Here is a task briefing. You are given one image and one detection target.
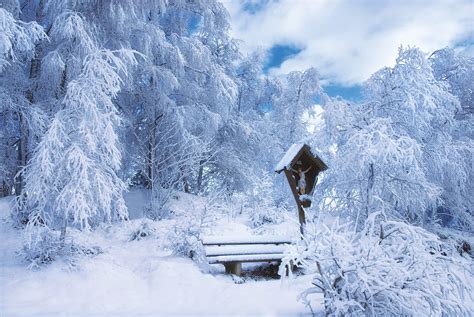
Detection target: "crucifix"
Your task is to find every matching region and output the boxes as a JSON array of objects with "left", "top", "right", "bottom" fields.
[{"left": 275, "top": 144, "right": 328, "bottom": 235}]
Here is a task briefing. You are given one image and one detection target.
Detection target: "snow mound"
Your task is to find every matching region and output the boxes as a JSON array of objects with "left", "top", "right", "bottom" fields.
[{"left": 0, "top": 195, "right": 320, "bottom": 316}]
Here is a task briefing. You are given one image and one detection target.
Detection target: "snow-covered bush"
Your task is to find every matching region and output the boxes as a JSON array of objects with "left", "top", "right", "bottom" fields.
[
  {"left": 21, "top": 224, "right": 102, "bottom": 270},
  {"left": 129, "top": 221, "right": 157, "bottom": 241},
  {"left": 247, "top": 172, "right": 284, "bottom": 228},
  {"left": 225, "top": 192, "right": 246, "bottom": 217},
  {"left": 249, "top": 206, "right": 284, "bottom": 228},
  {"left": 168, "top": 220, "right": 204, "bottom": 261},
  {"left": 168, "top": 194, "right": 220, "bottom": 262},
  {"left": 21, "top": 226, "right": 62, "bottom": 268},
  {"left": 281, "top": 212, "right": 472, "bottom": 316},
  {"left": 431, "top": 226, "right": 474, "bottom": 258},
  {"left": 145, "top": 186, "right": 173, "bottom": 220}
]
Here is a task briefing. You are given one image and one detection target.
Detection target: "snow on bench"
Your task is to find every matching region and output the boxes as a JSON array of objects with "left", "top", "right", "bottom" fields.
[
  {"left": 205, "top": 244, "right": 288, "bottom": 257},
  {"left": 202, "top": 235, "right": 293, "bottom": 245},
  {"left": 203, "top": 235, "right": 294, "bottom": 276}
]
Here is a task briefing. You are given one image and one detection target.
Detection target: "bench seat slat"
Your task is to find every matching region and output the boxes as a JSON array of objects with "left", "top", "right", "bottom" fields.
[
  {"left": 202, "top": 235, "right": 294, "bottom": 245},
  {"left": 205, "top": 244, "right": 289, "bottom": 256},
  {"left": 207, "top": 253, "right": 286, "bottom": 264}
]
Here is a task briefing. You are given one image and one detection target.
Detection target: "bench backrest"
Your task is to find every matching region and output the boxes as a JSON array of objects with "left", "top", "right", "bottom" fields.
[{"left": 202, "top": 235, "right": 294, "bottom": 264}]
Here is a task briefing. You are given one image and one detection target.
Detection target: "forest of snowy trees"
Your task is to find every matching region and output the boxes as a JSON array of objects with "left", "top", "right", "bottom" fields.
[
  {"left": 0, "top": 0, "right": 473, "bottom": 316},
  {"left": 1, "top": 0, "right": 323, "bottom": 230}
]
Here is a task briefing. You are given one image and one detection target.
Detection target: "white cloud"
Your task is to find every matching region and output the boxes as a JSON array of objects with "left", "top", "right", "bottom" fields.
[{"left": 222, "top": 0, "right": 473, "bottom": 85}]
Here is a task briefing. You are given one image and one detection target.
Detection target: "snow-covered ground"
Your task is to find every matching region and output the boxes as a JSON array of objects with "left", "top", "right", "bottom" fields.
[{"left": 0, "top": 194, "right": 322, "bottom": 316}]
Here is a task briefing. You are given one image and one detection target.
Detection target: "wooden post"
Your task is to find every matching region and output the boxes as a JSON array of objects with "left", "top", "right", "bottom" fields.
[
  {"left": 224, "top": 262, "right": 242, "bottom": 276},
  {"left": 284, "top": 168, "right": 306, "bottom": 236}
]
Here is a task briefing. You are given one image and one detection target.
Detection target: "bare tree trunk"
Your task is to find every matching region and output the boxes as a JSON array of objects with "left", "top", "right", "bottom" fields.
[
  {"left": 365, "top": 163, "right": 374, "bottom": 221},
  {"left": 183, "top": 176, "right": 190, "bottom": 193},
  {"left": 60, "top": 216, "right": 67, "bottom": 246},
  {"left": 58, "top": 63, "right": 68, "bottom": 97},
  {"left": 237, "top": 89, "right": 243, "bottom": 112},
  {"left": 13, "top": 113, "right": 27, "bottom": 195},
  {"left": 29, "top": 0, "right": 46, "bottom": 82},
  {"left": 197, "top": 160, "right": 205, "bottom": 193},
  {"left": 146, "top": 113, "right": 163, "bottom": 190},
  {"left": 145, "top": 135, "right": 153, "bottom": 189}
]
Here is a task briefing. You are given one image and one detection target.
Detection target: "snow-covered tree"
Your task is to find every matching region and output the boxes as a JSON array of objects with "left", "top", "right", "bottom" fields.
[
  {"left": 0, "top": 6, "right": 46, "bottom": 196},
  {"left": 430, "top": 48, "right": 474, "bottom": 117},
  {"left": 273, "top": 68, "right": 322, "bottom": 148},
  {"left": 0, "top": 7, "right": 45, "bottom": 72},
  {"left": 100, "top": 0, "right": 244, "bottom": 207},
  {"left": 21, "top": 49, "right": 136, "bottom": 235},
  {"left": 323, "top": 115, "right": 441, "bottom": 226},
  {"left": 314, "top": 47, "right": 473, "bottom": 230}
]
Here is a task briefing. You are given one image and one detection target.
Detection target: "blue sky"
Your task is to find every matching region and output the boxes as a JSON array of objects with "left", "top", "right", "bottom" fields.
[
  {"left": 222, "top": 0, "right": 473, "bottom": 102},
  {"left": 263, "top": 44, "right": 363, "bottom": 101},
  {"left": 263, "top": 44, "right": 301, "bottom": 73}
]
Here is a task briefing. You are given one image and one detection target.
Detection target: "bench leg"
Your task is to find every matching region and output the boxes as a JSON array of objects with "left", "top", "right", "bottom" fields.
[{"left": 224, "top": 262, "right": 242, "bottom": 276}]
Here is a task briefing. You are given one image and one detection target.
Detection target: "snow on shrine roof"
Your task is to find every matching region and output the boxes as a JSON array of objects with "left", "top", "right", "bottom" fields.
[{"left": 274, "top": 143, "right": 305, "bottom": 172}]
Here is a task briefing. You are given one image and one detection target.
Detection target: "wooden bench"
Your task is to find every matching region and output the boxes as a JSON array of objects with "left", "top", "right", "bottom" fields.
[{"left": 202, "top": 235, "right": 293, "bottom": 276}]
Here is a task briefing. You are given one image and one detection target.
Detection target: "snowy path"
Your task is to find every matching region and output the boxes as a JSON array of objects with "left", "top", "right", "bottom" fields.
[{"left": 0, "top": 197, "right": 321, "bottom": 316}]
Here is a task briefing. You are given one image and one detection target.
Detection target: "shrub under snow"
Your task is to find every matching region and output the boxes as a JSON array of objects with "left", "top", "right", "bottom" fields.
[
  {"left": 168, "top": 220, "right": 204, "bottom": 261},
  {"left": 280, "top": 212, "right": 472, "bottom": 316},
  {"left": 21, "top": 225, "right": 102, "bottom": 270},
  {"left": 167, "top": 194, "right": 220, "bottom": 262},
  {"left": 249, "top": 205, "right": 284, "bottom": 228},
  {"left": 247, "top": 172, "right": 284, "bottom": 228},
  {"left": 129, "top": 220, "right": 157, "bottom": 241},
  {"left": 21, "top": 226, "right": 63, "bottom": 268}
]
